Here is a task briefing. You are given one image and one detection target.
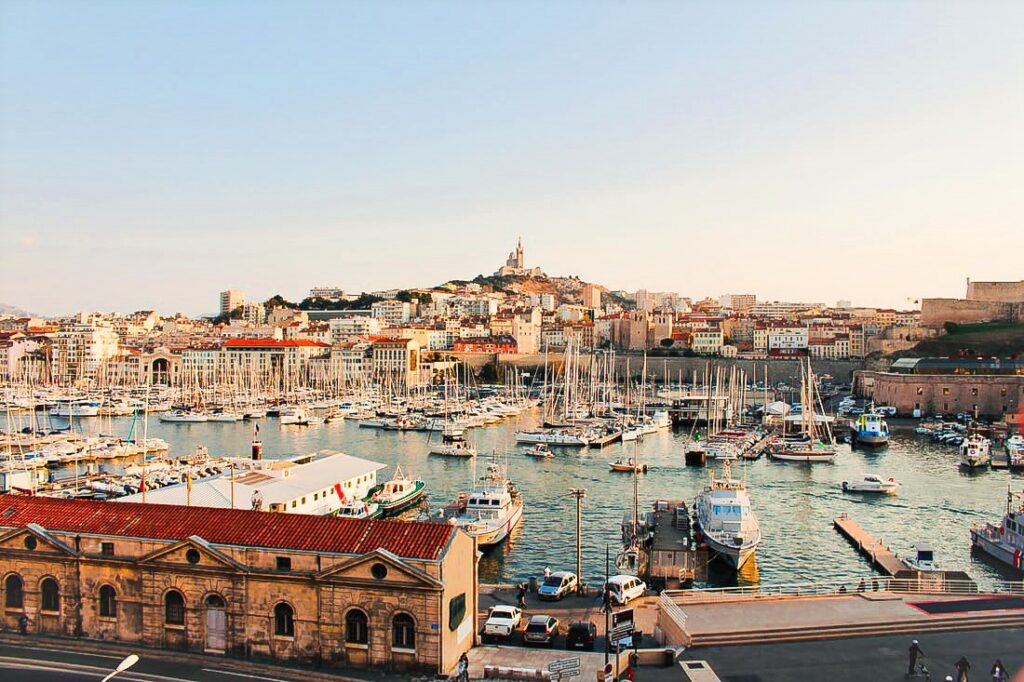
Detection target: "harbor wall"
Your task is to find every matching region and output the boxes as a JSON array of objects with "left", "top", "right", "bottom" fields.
[
  {"left": 920, "top": 298, "right": 1024, "bottom": 329},
  {"left": 446, "top": 353, "right": 862, "bottom": 386}
]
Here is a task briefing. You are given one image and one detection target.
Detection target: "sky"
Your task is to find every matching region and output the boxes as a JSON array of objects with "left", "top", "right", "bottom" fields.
[{"left": 1, "top": 0, "right": 1022, "bottom": 317}]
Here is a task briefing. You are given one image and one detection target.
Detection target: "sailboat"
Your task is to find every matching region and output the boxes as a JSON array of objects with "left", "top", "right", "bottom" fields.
[
  {"left": 769, "top": 359, "right": 837, "bottom": 463},
  {"left": 616, "top": 440, "right": 646, "bottom": 575}
]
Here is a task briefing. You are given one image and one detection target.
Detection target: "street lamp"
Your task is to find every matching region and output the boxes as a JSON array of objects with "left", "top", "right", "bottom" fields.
[{"left": 100, "top": 654, "right": 139, "bottom": 682}]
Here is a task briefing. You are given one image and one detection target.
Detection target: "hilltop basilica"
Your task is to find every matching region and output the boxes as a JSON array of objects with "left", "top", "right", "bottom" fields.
[{"left": 494, "top": 237, "right": 546, "bottom": 277}]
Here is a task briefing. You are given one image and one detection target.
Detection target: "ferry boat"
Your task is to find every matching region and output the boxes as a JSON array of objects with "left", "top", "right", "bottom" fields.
[
  {"left": 970, "top": 490, "right": 1024, "bottom": 572},
  {"left": 368, "top": 465, "right": 426, "bottom": 515},
  {"left": 693, "top": 461, "right": 761, "bottom": 569},
  {"left": 1006, "top": 436, "right": 1024, "bottom": 470},
  {"left": 850, "top": 410, "right": 890, "bottom": 445},
  {"left": 959, "top": 434, "right": 991, "bottom": 469},
  {"left": 443, "top": 457, "right": 524, "bottom": 547},
  {"left": 841, "top": 473, "right": 900, "bottom": 495}
]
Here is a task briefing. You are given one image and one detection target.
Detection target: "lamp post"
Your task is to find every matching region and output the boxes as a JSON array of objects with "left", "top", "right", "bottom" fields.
[
  {"left": 100, "top": 654, "right": 139, "bottom": 682},
  {"left": 604, "top": 544, "right": 610, "bottom": 666}
]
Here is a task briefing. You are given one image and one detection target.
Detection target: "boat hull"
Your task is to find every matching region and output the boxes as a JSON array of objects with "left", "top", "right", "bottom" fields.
[
  {"left": 703, "top": 534, "right": 758, "bottom": 569},
  {"left": 466, "top": 500, "right": 524, "bottom": 548},
  {"left": 371, "top": 481, "right": 427, "bottom": 516},
  {"left": 971, "top": 528, "right": 1024, "bottom": 572}
]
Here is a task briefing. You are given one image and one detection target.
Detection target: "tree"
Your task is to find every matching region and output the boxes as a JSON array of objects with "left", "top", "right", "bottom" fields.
[
  {"left": 265, "top": 294, "right": 298, "bottom": 310},
  {"left": 943, "top": 321, "right": 960, "bottom": 335},
  {"left": 660, "top": 338, "right": 674, "bottom": 348}
]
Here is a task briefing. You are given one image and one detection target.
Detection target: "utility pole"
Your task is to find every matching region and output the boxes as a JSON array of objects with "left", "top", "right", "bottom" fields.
[
  {"left": 604, "top": 544, "right": 611, "bottom": 666},
  {"left": 570, "top": 488, "right": 586, "bottom": 593}
]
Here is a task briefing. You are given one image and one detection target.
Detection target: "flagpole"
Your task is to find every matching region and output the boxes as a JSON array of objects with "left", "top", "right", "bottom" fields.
[{"left": 230, "top": 461, "right": 235, "bottom": 509}]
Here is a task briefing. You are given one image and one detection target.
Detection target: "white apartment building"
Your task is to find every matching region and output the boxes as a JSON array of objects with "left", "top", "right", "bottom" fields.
[
  {"left": 449, "top": 296, "right": 499, "bottom": 318},
  {"left": 371, "top": 300, "right": 412, "bottom": 326},
  {"left": 371, "top": 338, "right": 422, "bottom": 387},
  {"left": 768, "top": 327, "right": 809, "bottom": 352},
  {"left": 220, "top": 289, "right": 245, "bottom": 315},
  {"left": 50, "top": 323, "right": 121, "bottom": 382},
  {"left": 692, "top": 330, "right": 724, "bottom": 355},
  {"left": 309, "top": 286, "right": 346, "bottom": 300},
  {"left": 329, "top": 315, "right": 381, "bottom": 343}
]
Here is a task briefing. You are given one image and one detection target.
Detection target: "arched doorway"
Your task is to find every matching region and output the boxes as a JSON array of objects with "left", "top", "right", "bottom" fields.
[
  {"left": 151, "top": 358, "right": 171, "bottom": 385},
  {"left": 204, "top": 594, "right": 226, "bottom": 652}
]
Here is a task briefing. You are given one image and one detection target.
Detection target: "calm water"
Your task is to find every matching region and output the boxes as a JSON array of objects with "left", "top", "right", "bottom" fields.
[{"left": 45, "top": 411, "right": 1023, "bottom": 589}]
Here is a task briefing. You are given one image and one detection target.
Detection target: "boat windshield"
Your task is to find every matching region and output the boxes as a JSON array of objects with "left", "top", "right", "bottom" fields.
[{"left": 711, "top": 503, "right": 747, "bottom": 518}]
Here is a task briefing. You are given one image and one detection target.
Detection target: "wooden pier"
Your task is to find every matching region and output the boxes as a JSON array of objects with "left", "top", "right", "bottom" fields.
[
  {"left": 833, "top": 514, "right": 906, "bottom": 576},
  {"left": 588, "top": 430, "right": 623, "bottom": 448}
]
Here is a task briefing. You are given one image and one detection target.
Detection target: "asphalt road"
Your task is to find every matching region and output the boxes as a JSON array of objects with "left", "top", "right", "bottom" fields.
[{"left": 685, "top": 628, "right": 1024, "bottom": 682}]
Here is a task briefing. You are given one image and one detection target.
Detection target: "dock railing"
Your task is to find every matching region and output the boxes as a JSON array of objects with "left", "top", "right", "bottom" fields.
[{"left": 663, "top": 576, "right": 1024, "bottom": 605}]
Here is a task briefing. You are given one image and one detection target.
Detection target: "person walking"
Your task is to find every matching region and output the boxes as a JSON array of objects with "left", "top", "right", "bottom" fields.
[
  {"left": 955, "top": 656, "right": 971, "bottom": 682},
  {"left": 456, "top": 652, "right": 469, "bottom": 682},
  {"left": 990, "top": 659, "right": 1008, "bottom": 682},
  {"left": 17, "top": 612, "right": 29, "bottom": 635},
  {"left": 516, "top": 583, "right": 527, "bottom": 610},
  {"left": 908, "top": 640, "right": 924, "bottom": 676}
]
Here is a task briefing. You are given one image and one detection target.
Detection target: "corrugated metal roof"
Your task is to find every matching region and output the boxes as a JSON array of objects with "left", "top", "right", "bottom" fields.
[{"left": 0, "top": 496, "right": 456, "bottom": 561}]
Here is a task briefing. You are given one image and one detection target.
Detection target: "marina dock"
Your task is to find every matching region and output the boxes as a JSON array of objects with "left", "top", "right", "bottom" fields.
[
  {"left": 833, "top": 514, "right": 906, "bottom": 576},
  {"left": 588, "top": 430, "right": 622, "bottom": 448}
]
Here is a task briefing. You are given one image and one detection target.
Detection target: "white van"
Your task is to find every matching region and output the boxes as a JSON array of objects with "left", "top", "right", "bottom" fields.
[{"left": 605, "top": 574, "right": 646, "bottom": 605}]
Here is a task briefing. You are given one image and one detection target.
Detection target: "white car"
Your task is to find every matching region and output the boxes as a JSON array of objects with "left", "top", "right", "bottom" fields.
[
  {"left": 605, "top": 574, "right": 647, "bottom": 605},
  {"left": 483, "top": 605, "right": 523, "bottom": 640},
  {"left": 538, "top": 571, "right": 578, "bottom": 601}
]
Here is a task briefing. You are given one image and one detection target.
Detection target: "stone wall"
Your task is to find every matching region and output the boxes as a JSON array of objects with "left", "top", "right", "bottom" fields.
[
  {"left": 966, "top": 280, "right": 1024, "bottom": 303},
  {"left": 854, "top": 370, "right": 1024, "bottom": 418},
  {"left": 919, "top": 298, "right": 1023, "bottom": 329}
]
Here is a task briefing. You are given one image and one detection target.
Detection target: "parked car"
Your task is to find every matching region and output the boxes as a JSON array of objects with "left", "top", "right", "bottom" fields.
[
  {"left": 565, "top": 621, "right": 597, "bottom": 650},
  {"left": 538, "top": 571, "right": 578, "bottom": 601},
  {"left": 605, "top": 574, "right": 647, "bottom": 605},
  {"left": 523, "top": 615, "right": 560, "bottom": 647},
  {"left": 483, "top": 605, "right": 523, "bottom": 641}
]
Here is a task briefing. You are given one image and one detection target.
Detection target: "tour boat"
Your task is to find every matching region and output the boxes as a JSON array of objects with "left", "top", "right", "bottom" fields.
[
  {"left": 1005, "top": 436, "right": 1024, "bottom": 470},
  {"left": 970, "top": 490, "right": 1024, "bottom": 572},
  {"left": 159, "top": 410, "right": 208, "bottom": 423},
  {"left": 523, "top": 443, "right": 554, "bottom": 459},
  {"left": 850, "top": 410, "right": 890, "bottom": 445},
  {"left": 959, "top": 434, "right": 991, "bottom": 469},
  {"left": 368, "top": 465, "right": 426, "bottom": 516},
  {"left": 444, "top": 457, "right": 524, "bottom": 547},
  {"left": 693, "top": 461, "right": 761, "bottom": 569},
  {"left": 841, "top": 473, "right": 900, "bottom": 495}
]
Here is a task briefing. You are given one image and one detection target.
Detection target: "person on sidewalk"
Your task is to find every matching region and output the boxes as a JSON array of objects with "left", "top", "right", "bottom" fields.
[
  {"left": 543, "top": 567, "right": 551, "bottom": 579},
  {"left": 18, "top": 612, "right": 29, "bottom": 635},
  {"left": 907, "top": 640, "right": 924, "bottom": 676},
  {"left": 516, "top": 583, "right": 527, "bottom": 610},
  {"left": 456, "top": 652, "right": 469, "bottom": 682},
  {"left": 955, "top": 656, "right": 971, "bottom": 682},
  {"left": 990, "top": 659, "right": 1008, "bottom": 681}
]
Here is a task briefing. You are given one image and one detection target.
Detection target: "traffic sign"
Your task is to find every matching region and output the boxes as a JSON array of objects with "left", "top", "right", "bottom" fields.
[
  {"left": 548, "top": 657, "right": 581, "bottom": 673},
  {"left": 611, "top": 608, "right": 634, "bottom": 629},
  {"left": 609, "top": 623, "right": 633, "bottom": 643}
]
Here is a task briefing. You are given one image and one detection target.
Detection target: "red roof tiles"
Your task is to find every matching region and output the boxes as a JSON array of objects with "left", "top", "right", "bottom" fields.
[
  {"left": 224, "top": 339, "right": 329, "bottom": 348},
  {"left": 0, "top": 496, "right": 455, "bottom": 561}
]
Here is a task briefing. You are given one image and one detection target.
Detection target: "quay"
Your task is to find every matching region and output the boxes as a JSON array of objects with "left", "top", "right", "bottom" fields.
[
  {"left": 588, "top": 429, "right": 623, "bottom": 447},
  {"left": 833, "top": 513, "right": 906, "bottom": 576},
  {"left": 992, "top": 448, "right": 1009, "bottom": 469}
]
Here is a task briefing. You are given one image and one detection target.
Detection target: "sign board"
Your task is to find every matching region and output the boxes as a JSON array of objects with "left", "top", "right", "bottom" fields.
[
  {"left": 611, "top": 608, "right": 634, "bottom": 629},
  {"left": 548, "top": 657, "right": 581, "bottom": 673},
  {"left": 609, "top": 623, "right": 633, "bottom": 643}
]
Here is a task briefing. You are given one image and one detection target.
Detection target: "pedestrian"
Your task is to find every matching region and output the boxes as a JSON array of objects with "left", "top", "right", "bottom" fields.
[
  {"left": 602, "top": 585, "right": 612, "bottom": 613},
  {"left": 543, "top": 566, "right": 551, "bottom": 579},
  {"left": 990, "top": 659, "right": 1007, "bottom": 682},
  {"left": 908, "top": 640, "right": 924, "bottom": 676},
  {"left": 956, "top": 656, "right": 970, "bottom": 682},
  {"left": 517, "top": 582, "right": 527, "bottom": 609},
  {"left": 456, "top": 652, "right": 469, "bottom": 682},
  {"left": 17, "top": 612, "right": 29, "bottom": 635}
]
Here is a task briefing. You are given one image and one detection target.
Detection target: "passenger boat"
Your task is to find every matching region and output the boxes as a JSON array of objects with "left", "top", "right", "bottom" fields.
[
  {"left": 970, "top": 490, "right": 1024, "bottom": 572},
  {"left": 959, "top": 434, "right": 991, "bottom": 469},
  {"left": 442, "top": 456, "right": 524, "bottom": 547},
  {"left": 693, "top": 461, "right": 761, "bottom": 569},
  {"left": 1005, "top": 435, "right": 1024, "bottom": 470},
  {"left": 368, "top": 465, "right": 426, "bottom": 515},
  {"left": 523, "top": 443, "right": 554, "bottom": 459},
  {"left": 841, "top": 473, "right": 900, "bottom": 494},
  {"left": 850, "top": 410, "right": 890, "bottom": 445}
]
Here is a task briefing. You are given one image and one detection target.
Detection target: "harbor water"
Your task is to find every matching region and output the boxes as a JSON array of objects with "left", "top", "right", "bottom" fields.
[{"left": 36, "top": 410, "right": 1023, "bottom": 590}]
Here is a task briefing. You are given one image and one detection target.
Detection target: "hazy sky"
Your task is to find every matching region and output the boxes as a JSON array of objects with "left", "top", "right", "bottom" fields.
[{"left": 1, "top": 1, "right": 1022, "bottom": 317}]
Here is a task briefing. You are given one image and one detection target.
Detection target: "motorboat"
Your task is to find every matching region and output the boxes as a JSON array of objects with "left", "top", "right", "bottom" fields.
[
  {"left": 1005, "top": 435, "right": 1024, "bottom": 470},
  {"left": 515, "top": 429, "right": 590, "bottom": 446},
  {"left": 429, "top": 427, "right": 477, "bottom": 458},
  {"left": 368, "top": 465, "right": 426, "bottom": 515},
  {"left": 207, "top": 410, "right": 242, "bottom": 422},
  {"left": 841, "top": 473, "right": 900, "bottom": 495},
  {"left": 959, "top": 434, "right": 991, "bottom": 469},
  {"left": 50, "top": 400, "right": 101, "bottom": 417},
  {"left": 336, "top": 499, "right": 381, "bottom": 519},
  {"left": 693, "top": 461, "right": 761, "bottom": 569},
  {"left": 442, "top": 457, "right": 524, "bottom": 547},
  {"left": 279, "top": 407, "right": 310, "bottom": 426},
  {"left": 904, "top": 545, "right": 940, "bottom": 572},
  {"left": 850, "top": 411, "right": 890, "bottom": 445},
  {"left": 523, "top": 443, "right": 554, "bottom": 459},
  {"left": 970, "top": 490, "right": 1024, "bottom": 572},
  {"left": 609, "top": 458, "right": 646, "bottom": 473},
  {"left": 159, "top": 410, "right": 208, "bottom": 423}
]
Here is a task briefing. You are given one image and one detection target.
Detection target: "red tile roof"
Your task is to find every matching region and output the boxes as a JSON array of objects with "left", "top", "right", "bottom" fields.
[
  {"left": 0, "top": 496, "right": 456, "bottom": 561},
  {"left": 224, "top": 338, "right": 329, "bottom": 348}
]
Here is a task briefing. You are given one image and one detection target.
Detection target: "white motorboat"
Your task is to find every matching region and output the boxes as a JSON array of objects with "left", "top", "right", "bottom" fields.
[
  {"left": 336, "top": 499, "right": 381, "bottom": 519},
  {"left": 50, "top": 400, "right": 100, "bottom": 417},
  {"left": 523, "top": 443, "right": 554, "bottom": 459},
  {"left": 970, "top": 490, "right": 1024, "bottom": 571},
  {"left": 904, "top": 545, "right": 941, "bottom": 572},
  {"left": 515, "top": 430, "right": 590, "bottom": 446},
  {"left": 693, "top": 461, "right": 762, "bottom": 569},
  {"left": 651, "top": 410, "right": 672, "bottom": 429},
  {"left": 159, "top": 410, "right": 208, "bottom": 423},
  {"left": 279, "top": 407, "right": 310, "bottom": 426},
  {"left": 1005, "top": 435, "right": 1024, "bottom": 470},
  {"left": 443, "top": 457, "right": 524, "bottom": 547},
  {"left": 430, "top": 427, "right": 477, "bottom": 458},
  {"left": 959, "top": 434, "right": 991, "bottom": 469},
  {"left": 841, "top": 473, "right": 900, "bottom": 494},
  {"left": 207, "top": 411, "right": 242, "bottom": 422}
]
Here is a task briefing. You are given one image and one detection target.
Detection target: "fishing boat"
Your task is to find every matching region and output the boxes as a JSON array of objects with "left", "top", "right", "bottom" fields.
[
  {"left": 442, "top": 456, "right": 524, "bottom": 548},
  {"left": 970, "top": 490, "right": 1024, "bottom": 572},
  {"left": 368, "top": 465, "right": 426, "bottom": 515},
  {"left": 959, "top": 434, "right": 991, "bottom": 469},
  {"left": 693, "top": 461, "right": 762, "bottom": 569},
  {"left": 841, "top": 473, "right": 900, "bottom": 494},
  {"left": 849, "top": 409, "right": 890, "bottom": 445},
  {"left": 523, "top": 443, "right": 554, "bottom": 459}
]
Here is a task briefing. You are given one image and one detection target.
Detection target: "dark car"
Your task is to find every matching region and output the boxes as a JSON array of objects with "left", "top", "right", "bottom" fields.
[
  {"left": 523, "top": 615, "right": 559, "bottom": 647},
  {"left": 565, "top": 621, "right": 597, "bottom": 650}
]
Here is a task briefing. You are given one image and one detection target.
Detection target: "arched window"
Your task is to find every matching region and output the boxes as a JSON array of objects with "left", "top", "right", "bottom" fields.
[
  {"left": 205, "top": 594, "right": 225, "bottom": 609},
  {"left": 345, "top": 608, "right": 368, "bottom": 644},
  {"left": 165, "top": 590, "right": 185, "bottom": 626},
  {"left": 4, "top": 574, "right": 23, "bottom": 609},
  {"left": 40, "top": 578, "right": 60, "bottom": 612},
  {"left": 392, "top": 613, "right": 415, "bottom": 649},
  {"left": 274, "top": 602, "right": 294, "bottom": 637},
  {"left": 98, "top": 585, "right": 117, "bottom": 618}
]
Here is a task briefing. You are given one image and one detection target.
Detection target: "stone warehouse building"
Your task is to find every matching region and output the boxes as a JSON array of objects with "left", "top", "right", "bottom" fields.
[
  {"left": 0, "top": 496, "right": 477, "bottom": 674},
  {"left": 854, "top": 358, "right": 1024, "bottom": 418}
]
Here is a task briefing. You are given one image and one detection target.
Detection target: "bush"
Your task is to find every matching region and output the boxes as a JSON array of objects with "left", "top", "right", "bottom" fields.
[{"left": 943, "top": 321, "right": 960, "bottom": 334}]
